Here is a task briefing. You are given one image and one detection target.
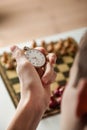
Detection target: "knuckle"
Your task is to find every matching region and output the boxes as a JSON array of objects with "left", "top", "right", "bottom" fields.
[
  {"left": 14, "top": 49, "right": 24, "bottom": 60},
  {"left": 15, "top": 49, "right": 21, "bottom": 57},
  {"left": 47, "top": 53, "right": 57, "bottom": 64},
  {"left": 22, "top": 61, "right": 29, "bottom": 68},
  {"left": 17, "top": 61, "right": 29, "bottom": 74}
]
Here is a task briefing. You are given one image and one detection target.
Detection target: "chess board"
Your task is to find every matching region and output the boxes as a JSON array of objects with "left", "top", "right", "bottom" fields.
[{"left": 0, "top": 37, "right": 78, "bottom": 118}]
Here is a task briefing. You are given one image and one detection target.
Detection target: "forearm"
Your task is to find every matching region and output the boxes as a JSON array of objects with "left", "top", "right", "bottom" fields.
[
  {"left": 7, "top": 96, "right": 44, "bottom": 130},
  {"left": 7, "top": 46, "right": 54, "bottom": 130}
]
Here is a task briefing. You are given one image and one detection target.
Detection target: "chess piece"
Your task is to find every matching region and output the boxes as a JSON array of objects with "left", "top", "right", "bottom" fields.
[
  {"left": 47, "top": 42, "right": 54, "bottom": 53},
  {"left": 41, "top": 40, "right": 46, "bottom": 49},
  {"left": 1, "top": 52, "right": 9, "bottom": 63},
  {"left": 64, "top": 40, "right": 70, "bottom": 49},
  {"left": 31, "top": 40, "right": 37, "bottom": 48},
  {"left": 5, "top": 60, "right": 15, "bottom": 70}
]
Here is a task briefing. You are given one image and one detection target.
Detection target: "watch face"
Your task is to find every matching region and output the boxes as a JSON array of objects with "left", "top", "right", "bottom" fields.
[{"left": 25, "top": 49, "right": 46, "bottom": 67}]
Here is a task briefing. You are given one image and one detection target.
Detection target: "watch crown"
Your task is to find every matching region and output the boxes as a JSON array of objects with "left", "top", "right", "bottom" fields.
[{"left": 23, "top": 46, "right": 30, "bottom": 51}]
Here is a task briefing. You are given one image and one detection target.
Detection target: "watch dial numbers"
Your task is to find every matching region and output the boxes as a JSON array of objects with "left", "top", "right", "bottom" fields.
[{"left": 25, "top": 49, "right": 46, "bottom": 67}]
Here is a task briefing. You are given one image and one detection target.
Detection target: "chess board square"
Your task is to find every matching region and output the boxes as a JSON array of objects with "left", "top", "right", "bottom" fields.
[
  {"left": 54, "top": 64, "right": 59, "bottom": 72},
  {"left": 63, "top": 56, "right": 73, "bottom": 63},
  {"left": 11, "top": 77, "right": 19, "bottom": 84},
  {"left": 63, "top": 71, "right": 69, "bottom": 77},
  {"left": 56, "top": 57, "right": 63, "bottom": 64},
  {"left": 58, "top": 80, "right": 67, "bottom": 86},
  {"left": 6, "top": 70, "right": 17, "bottom": 79},
  {"left": 13, "top": 83, "right": 20, "bottom": 93},
  {"left": 68, "top": 63, "right": 73, "bottom": 68},
  {"left": 50, "top": 82, "right": 58, "bottom": 92},
  {"left": 55, "top": 72, "right": 65, "bottom": 82},
  {"left": 57, "top": 64, "right": 69, "bottom": 72}
]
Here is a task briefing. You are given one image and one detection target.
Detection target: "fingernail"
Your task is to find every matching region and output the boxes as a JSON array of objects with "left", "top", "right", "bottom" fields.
[
  {"left": 10, "top": 45, "right": 17, "bottom": 52},
  {"left": 42, "top": 77, "right": 48, "bottom": 84}
]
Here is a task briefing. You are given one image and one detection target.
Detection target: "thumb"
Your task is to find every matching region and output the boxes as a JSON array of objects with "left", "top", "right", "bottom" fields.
[{"left": 10, "top": 45, "right": 27, "bottom": 65}]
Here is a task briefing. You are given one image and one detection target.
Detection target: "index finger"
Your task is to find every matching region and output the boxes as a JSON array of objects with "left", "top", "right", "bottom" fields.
[{"left": 35, "top": 47, "right": 48, "bottom": 55}]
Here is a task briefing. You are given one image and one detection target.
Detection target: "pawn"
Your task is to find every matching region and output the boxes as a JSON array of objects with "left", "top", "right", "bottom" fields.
[
  {"left": 64, "top": 40, "right": 70, "bottom": 49},
  {"left": 47, "top": 42, "right": 54, "bottom": 53},
  {"left": 41, "top": 40, "right": 46, "bottom": 49},
  {"left": 31, "top": 40, "right": 37, "bottom": 48},
  {"left": 56, "top": 97, "right": 61, "bottom": 105},
  {"left": 58, "top": 86, "right": 65, "bottom": 95},
  {"left": 12, "top": 58, "right": 17, "bottom": 68},
  {"left": 1, "top": 52, "right": 8, "bottom": 63},
  {"left": 49, "top": 96, "right": 59, "bottom": 109},
  {"left": 54, "top": 40, "right": 63, "bottom": 56},
  {"left": 56, "top": 40, "right": 63, "bottom": 50},
  {"left": 68, "top": 44, "right": 77, "bottom": 53},
  {"left": 60, "top": 48, "right": 66, "bottom": 55},
  {"left": 54, "top": 88, "right": 60, "bottom": 97},
  {"left": 5, "top": 60, "right": 15, "bottom": 70}
]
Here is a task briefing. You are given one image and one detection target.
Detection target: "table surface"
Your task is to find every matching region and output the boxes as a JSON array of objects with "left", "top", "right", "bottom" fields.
[
  {"left": 0, "top": 27, "right": 87, "bottom": 130},
  {"left": 0, "top": 0, "right": 87, "bottom": 47}
]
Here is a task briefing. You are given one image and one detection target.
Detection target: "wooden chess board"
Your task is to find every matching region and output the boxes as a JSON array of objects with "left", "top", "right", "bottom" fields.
[{"left": 0, "top": 37, "right": 78, "bottom": 118}]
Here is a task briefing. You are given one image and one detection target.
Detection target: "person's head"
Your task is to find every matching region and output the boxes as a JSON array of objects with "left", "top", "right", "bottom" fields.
[
  {"left": 61, "top": 32, "right": 87, "bottom": 130},
  {"left": 70, "top": 32, "right": 87, "bottom": 86}
]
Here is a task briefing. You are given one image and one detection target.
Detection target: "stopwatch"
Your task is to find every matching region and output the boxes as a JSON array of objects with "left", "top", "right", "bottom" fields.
[{"left": 24, "top": 47, "right": 46, "bottom": 68}]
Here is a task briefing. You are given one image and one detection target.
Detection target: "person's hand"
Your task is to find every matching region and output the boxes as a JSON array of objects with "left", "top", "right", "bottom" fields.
[
  {"left": 7, "top": 45, "right": 56, "bottom": 130},
  {"left": 11, "top": 46, "right": 56, "bottom": 110}
]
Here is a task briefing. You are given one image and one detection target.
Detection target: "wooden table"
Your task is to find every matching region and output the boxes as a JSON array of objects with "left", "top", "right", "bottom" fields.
[{"left": 0, "top": 0, "right": 87, "bottom": 47}]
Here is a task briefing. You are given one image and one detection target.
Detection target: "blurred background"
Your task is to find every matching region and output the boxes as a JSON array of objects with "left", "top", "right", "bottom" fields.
[{"left": 0, "top": 0, "right": 87, "bottom": 47}]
